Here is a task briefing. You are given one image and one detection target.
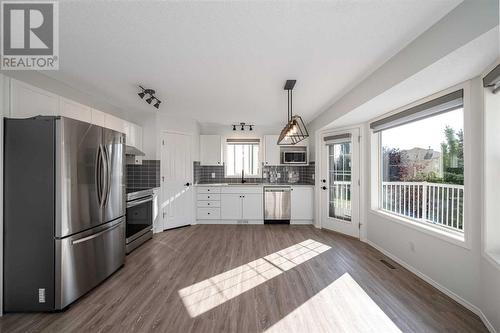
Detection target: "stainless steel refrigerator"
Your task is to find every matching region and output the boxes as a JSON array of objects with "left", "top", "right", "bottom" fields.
[{"left": 4, "top": 116, "right": 126, "bottom": 312}]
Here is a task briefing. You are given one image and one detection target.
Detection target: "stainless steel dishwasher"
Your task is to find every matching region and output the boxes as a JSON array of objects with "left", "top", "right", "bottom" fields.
[{"left": 264, "top": 186, "right": 291, "bottom": 224}]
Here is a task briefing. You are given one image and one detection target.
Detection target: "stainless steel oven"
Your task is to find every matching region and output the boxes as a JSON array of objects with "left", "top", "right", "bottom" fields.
[{"left": 126, "top": 188, "right": 154, "bottom": 253}]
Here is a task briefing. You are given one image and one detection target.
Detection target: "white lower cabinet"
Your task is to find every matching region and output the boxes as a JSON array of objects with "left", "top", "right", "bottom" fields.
[
  {"left": 291, "top": 186, "right": 314, "bottom": 223},
  {"left": 242, "top": 193, "right": 263, "bottom": 220},
  {"left": 220, "top": 194, "right": 242, "bottom": 220},
  {"left": 197, "top": 186, "right": 264, "bottom": 223}
]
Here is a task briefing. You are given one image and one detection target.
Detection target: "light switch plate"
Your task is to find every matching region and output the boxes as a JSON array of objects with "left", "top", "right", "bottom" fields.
[
  {"left": 277, "top": 172, "right": 281, "bottom": 178},
  {"left": 211, "top": 172, "right": 216, "bottom": 178}
]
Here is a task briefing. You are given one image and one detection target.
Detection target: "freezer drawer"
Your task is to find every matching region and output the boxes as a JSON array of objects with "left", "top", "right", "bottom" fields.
[{"left": 55, "top": 218, "right": 125, "bottom": 309}]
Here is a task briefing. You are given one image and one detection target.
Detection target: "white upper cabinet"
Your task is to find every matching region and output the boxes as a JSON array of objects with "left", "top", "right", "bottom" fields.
[
  {"left": 125, "top": 122, "right": 143, "bottom": 150},
  {"left": 263, "top": 135, "right": 280, "bottom": 166},
  {"left": 10, "top": 79, "right": 59, "bottom": 118},
  {"left": 200, "top": 135, "right": 222, "bottom": 166},
  {"left": 104, "top": 113, "right": 126, "bottom": 134},
  {"left": 291, "top": 186, "right": 314, "bottom": 221},
  {"left": 91, "top": 108, "right": 106, "bottom": 127},
  {"left": 59, "top": 97, "right": 92, "bottom": 123}
]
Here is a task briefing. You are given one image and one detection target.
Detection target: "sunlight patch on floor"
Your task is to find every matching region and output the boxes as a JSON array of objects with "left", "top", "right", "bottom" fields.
[
  {"left": 265, "top": 273, "right": 401, "bottom": 333},
  {"left": 178, "top": 239, "right": 331, "bottom": 317}
]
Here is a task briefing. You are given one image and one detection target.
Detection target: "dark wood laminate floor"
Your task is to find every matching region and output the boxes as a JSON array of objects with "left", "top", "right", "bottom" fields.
[{"left": 0, "top": 225, "right": 487, "bottom": 333}]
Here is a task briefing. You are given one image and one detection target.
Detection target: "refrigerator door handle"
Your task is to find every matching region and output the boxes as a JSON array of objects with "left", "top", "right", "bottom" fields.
[
  {"left": 100, "top": 144, "right": 109, "bottom": 207},
  {"left": 102, "top": 145, "right": 111, "bottom": 206},
  {"left": 95, "top": 146, "right": 103, "bottom": 206}
]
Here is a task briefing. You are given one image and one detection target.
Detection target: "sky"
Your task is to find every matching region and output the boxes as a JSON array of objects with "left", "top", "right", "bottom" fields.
[{"left": 382, "top": 109, "right": 463, "bottom": 151}]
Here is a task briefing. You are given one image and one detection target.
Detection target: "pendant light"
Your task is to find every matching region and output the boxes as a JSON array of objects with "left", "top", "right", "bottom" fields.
[{"left": 277, "top": 80, "right": 309, "bottom": 145}]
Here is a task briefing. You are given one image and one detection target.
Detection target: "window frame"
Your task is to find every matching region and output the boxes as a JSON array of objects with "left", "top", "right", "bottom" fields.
[
  {"left": 370, "top": 83, "right": 471, "bottom": 249},
  {"left": 223, "top": 138, "right": 262, "bottom": 178}
]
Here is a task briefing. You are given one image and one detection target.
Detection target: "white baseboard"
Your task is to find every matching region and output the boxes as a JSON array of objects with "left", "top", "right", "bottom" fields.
[
  {"left": 365, "top": 239, "right": 497, "bottom": 333},
  {"left": 196, "top": 220, "right": 264, "bottom": 225}
]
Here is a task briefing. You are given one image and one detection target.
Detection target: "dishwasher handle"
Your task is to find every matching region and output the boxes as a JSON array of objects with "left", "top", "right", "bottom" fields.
[{"left": 264, "top": 187, "right": 291, "bottom": 192}]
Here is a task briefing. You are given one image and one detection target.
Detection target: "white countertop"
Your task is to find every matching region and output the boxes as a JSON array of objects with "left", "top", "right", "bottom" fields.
[{"left": 195, "top": 183, "right": 314, "bottom": 187}]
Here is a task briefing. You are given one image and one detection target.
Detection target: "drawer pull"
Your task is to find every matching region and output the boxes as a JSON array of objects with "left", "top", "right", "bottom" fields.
[{"left": 72, "top": 223, "right": 121, "bottom": 245}]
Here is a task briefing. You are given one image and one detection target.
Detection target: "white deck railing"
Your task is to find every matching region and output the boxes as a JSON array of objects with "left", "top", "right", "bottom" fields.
[
  {"left": 381, "top": 181, "right": 464, "bottom": 232},
  {"left": 330, "top": 181, "right": 352, "bottom": 220}
]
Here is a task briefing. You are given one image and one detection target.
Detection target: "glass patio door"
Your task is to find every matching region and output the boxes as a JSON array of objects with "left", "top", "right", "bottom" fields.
[{"left": 321, "top": 129, "right": 360, "bottom": 237}]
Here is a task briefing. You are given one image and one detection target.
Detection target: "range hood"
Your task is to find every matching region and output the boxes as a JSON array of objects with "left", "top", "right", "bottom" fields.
[{"left": 125, "top": 145, "right": 145, "bottom": 156}]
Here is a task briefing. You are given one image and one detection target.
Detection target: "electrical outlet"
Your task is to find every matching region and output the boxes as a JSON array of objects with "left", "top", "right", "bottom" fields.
[
  {"left": 312, "top": 174, "right": 315, "bottom": 180},
  {"left": 277, "top": 172, "right": 281, "bottom": 178},
  {"left": 211, "top": 172, "right": 215, "bottom": 179}
]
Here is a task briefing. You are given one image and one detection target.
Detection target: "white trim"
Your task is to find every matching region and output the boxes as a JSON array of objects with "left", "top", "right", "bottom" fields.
[
  {"left": 369, "top": 209, "right": 468, "bottom": 249},
  {"left": 365, "top": 239, "right": 497, "bottom": 333}
]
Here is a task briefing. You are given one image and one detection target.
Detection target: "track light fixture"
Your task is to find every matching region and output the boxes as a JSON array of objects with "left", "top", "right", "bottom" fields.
[
  {"left": 138, "top": 85, "right": 162, "bottom": 110},
  {"left": 231, "top": 122, "right": 255, "bottom": 131}
]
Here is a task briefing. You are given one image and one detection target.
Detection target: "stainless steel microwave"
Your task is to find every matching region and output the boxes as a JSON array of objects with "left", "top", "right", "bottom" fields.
[{"left": 280, "top": 147, "right": 307, "bottom": 164}]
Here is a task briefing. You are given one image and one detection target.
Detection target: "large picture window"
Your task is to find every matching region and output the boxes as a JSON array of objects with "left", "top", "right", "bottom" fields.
[
  {"left": 372, "top": 90, "right": 465, "bottom": 235},
  {"left": 225, "top": 139, "right": 260, "bottom": 177}
]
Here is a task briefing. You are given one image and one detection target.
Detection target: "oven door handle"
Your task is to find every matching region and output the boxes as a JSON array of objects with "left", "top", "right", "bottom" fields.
[{"left": 127, "top": 196, "right": 153, "bottom": 208}]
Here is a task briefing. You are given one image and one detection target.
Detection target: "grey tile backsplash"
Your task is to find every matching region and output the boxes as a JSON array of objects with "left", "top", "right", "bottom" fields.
[
  {"left": 194, "top": 161, "right": 315, "bottom": 185},
  {"left": 126, "top": 160, "right": 160, "bottom": 189}
]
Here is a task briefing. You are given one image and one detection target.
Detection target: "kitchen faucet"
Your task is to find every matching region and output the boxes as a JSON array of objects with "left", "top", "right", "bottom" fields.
[{"left": 241, "top": 169, "right": 246, "bottom": 184}]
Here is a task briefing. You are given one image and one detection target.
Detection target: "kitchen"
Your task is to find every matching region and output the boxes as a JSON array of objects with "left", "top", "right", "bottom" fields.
[{"left": 0, "top": 1, "right": 499, "bottom": 332}]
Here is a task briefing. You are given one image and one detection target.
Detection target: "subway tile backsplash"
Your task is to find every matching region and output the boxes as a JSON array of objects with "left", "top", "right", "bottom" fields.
[
  {"left": 126, "top": 160, "right": 160, "bottom": 189},
  {"left": 194, "top": 161, "right": 315, "bottom": 185}
]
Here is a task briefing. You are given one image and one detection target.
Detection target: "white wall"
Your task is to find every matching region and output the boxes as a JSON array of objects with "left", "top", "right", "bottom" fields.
[
  {"left": 307, "top": 0, "right": 499, "bottom": 158},
  {"left": 481, "top": 62, "right": 500, "bottom": 331}
]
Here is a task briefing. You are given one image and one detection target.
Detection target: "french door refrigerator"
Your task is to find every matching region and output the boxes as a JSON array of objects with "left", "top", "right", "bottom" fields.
[{"left": 4, "top": 116, "right": 126, "bottom": 312}]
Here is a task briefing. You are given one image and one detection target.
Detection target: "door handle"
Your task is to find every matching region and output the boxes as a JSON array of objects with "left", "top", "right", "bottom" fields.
[
  {"left": 185, "top": 182, "right": 191, "bottom": 186},
  {"left": 322, "top": 186, "right": 327, "bottom": 190}
]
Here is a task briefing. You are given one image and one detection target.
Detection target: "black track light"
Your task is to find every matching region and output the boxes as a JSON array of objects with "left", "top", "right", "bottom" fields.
[
  {"left": 231, "top": 123, "right": 254, "bottom": 131},
  {"left": 138, "top": 86, "right": 162, "bottom": 110}
]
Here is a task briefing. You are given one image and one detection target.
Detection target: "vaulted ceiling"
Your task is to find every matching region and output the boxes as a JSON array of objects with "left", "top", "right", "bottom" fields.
[{"left": 44, "top": 0, "right": 462, "bottom": 127}]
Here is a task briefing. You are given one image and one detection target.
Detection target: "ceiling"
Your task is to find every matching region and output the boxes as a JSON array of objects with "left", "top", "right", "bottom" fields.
[
  {"left": 44, "top": 0, "right": 462, "bottom": 127},
  {"left": 330, "top": 27, "right": 499, "bottom": 128}
]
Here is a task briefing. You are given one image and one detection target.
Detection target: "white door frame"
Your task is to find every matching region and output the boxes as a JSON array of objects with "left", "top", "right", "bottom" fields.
[
  {"left": 317, "top": 127, "right": 361, "bottom": 238},
  {"left": 159, "top": 130, "right": 194, "bottom": 231}
]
